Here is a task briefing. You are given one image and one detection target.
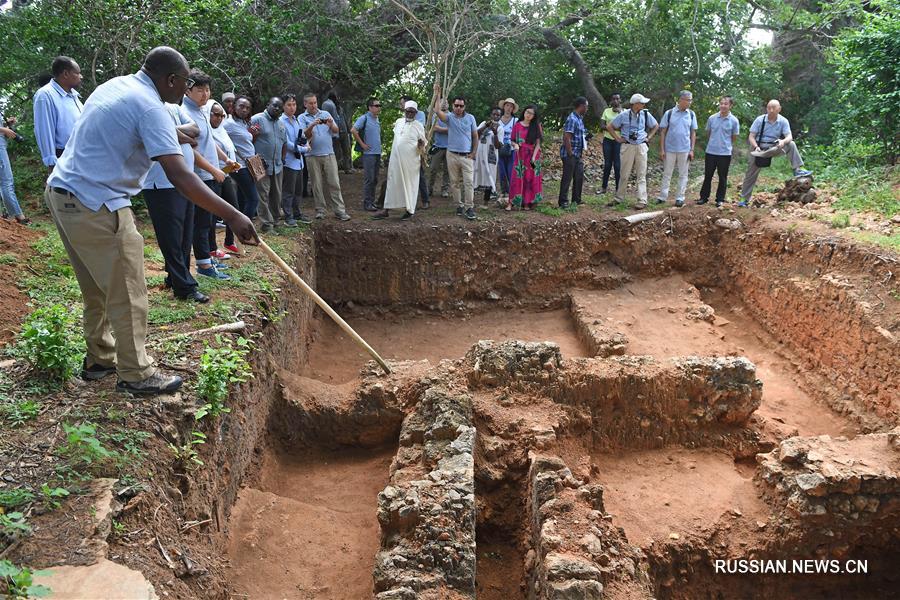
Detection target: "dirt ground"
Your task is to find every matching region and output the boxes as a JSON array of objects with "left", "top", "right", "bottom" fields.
[
  {"left": 0, "top": 218, "right": 39, "bottom": 344},
  {"left": 302, "top": 308, "right": 588, "bottom": 384},
  {"left": 226, "top": 447, "right": 394, "bottom": 599}
]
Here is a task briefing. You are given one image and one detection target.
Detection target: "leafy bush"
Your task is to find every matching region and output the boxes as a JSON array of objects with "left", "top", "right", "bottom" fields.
[
  {"left": 0, "top": 489, "right": 34, "bottom": 510},
  {"left": 195, "top": 336, "right": 253, "bottom": 420},
  {"left": 12, "top": 305, "right": 84, "bottom": 382},
  {"left": 56, "top": 423, "right": 118, "bottom": 473},
  {"left": 0, "top": 560, "right": 51, "bottom": 598}
]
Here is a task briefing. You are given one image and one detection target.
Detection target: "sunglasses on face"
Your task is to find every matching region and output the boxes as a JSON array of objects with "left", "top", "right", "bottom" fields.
[{"left": 454, "top": 104, "right": 465, "bottom": 108}]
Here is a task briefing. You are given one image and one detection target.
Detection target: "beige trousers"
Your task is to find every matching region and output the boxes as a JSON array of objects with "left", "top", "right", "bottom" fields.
[
  {"left": 45, "top": 187, "right": 155, "bottom": 382},
  {"left": 615, "top": 142, "right": 648, "bottom": 203},
  {"left": 446, "top": 151, "right": 475, "bottom": 209},
  {"left": 307, "top": 154, "right": 347, "bottom": 216}
]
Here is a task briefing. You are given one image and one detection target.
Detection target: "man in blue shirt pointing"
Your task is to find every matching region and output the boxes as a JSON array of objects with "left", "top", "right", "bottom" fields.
[{"left": 45, "top": 46, "right": 258, "bottom": 396}]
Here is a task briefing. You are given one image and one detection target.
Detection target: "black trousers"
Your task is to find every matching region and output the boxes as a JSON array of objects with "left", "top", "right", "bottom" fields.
[
  {"left": 221, "top": 176, "right": 241, "bottom": 246},
  {"left": 602, "top": 137, "right": 621, "bottom": 190},
  {"left": 193, "top": 180, "right": 220, "bottom": 264},
  {"left": 145, "top": 187, "right": 197, "bottom": 297},
  {"left": 559, "top": 155, "right": 584, "bottom": 206},
  {"left": 700, "top": 153, "right": 732, "bottom": 203},
  {"left": 282, "top": 167, "right": 304, "bottom": 218}
]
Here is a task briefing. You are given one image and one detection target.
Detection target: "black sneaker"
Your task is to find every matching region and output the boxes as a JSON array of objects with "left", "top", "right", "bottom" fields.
[
  {"left": 456, "top": 206, "right": 464, "bottom": 216},
  {"left": 715, "top": 201, "right": 724, "bottom": 208},
  {"left": 654, "top": 198, "right": 666, "bottom": 205},
  {"left": 465, "top": 207, "right": 476, "bottom": 220},
  {"left": 116, "top": 371, "right": 183, "bottom": 396},
  {"left": 421, "top": 201, "right": 430, "bottom": 210},
  {"left": 81, "top": 359, "right": 116, "bottom": 381},
  {"left": 175, "top": 290, "right": 210, "bottom": 303},
  {"left": 297, "top": 213, "right": 313, "bottom": 224},
  {"left": 696, "top": 198, "right": 709, "bottom": 205},
  {"left": 372, "top": 209, "right": 389, "bottom": 220},
  {"left": 401, "top": 211, "right": 414, "bottom": 220},
  {"left": 559, "top": 202, "right": 569, "bottom": 209},
  {"left": 675, "top": 199, "right": 685, "bottom": 207}
]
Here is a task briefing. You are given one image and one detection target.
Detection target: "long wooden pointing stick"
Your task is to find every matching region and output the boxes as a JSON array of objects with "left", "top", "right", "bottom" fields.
[{"left": 257, "top": 239, "right": 392, "bottom": 375}]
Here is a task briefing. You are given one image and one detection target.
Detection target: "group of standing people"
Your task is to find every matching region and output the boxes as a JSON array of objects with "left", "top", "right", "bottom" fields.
[{"left": 570, "top": 90, "right": 813, "bottom": 210}]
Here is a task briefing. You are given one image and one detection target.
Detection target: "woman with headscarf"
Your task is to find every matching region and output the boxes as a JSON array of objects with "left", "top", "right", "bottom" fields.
[
  {"left": 508, "top": 104, "right": 543, "bottom": 210},
  {"left": 373, "top": 101, "right": 427, "bottom": 221}
]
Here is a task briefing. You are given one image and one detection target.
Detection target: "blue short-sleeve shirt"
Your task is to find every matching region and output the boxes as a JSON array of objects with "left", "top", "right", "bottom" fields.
[
  {"left": 446, "top": 112, "right": 477, "bottom": 153},
  {"left": 610, "top": 109, "right": 659, "bottom": 145},
  {"left": 750, "top": 114, "right": 791, "bottom": 147},
  {"left": 223, "top": 118, "right": 255, "bottom": 167},
  {"left": 143, "top": 104, "right": 195, "bottom": 190},
  {"left": 181, "top": 95, "right": 219, "bottom": 181},
  {"left": 47, "top": 70, "right": 181, "bottom": 211},
  {"left": 431, "top": 115, "right": 449, "bottom": 148},
  {"left": 659, "top": 106, "right": 698, "bottom": 153},
  {"left": 299, "top": 109, "right": 335, "bottom": 157},
  {"left": 353, "top": 112, "right": 382, "bottom": 155},
  {"left": 704, "top": 112, "right": 740, "bottom": 156}
]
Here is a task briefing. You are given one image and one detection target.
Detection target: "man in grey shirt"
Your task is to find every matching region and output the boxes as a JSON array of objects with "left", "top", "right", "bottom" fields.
[
  {"left": 322, "top": 93, "right": 352, "bottom": 173},
  {"left": 251, "top": 97, "right": 288, "bottom": 231}
]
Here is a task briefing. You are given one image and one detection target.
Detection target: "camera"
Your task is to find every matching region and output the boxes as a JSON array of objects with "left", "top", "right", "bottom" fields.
[
  {"left": 13, "top": 133, "right": 24, "bottom": 143},
  {"left": 585, "top": 132, "right": 593, "bottom": 142},
  {"left": 628, "top": 130, "right": 638, "bottom": 141}
]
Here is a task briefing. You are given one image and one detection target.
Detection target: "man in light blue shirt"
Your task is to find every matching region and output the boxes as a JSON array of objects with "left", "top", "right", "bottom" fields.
[
  {"left": 251, "top": 97, "right": 288, "bottom": 230},
  {"left": 300, "top": 93, "right": 349, "bottom": 220},
  {"left": 740, "top": 99, "right": 812, "bottom": 206},
  {"left": 698, "top": 96, "right": 740, "bottom": 206},
  {"left": 351, "top": 97, "right": 383, "bottom": 211},
  {"left": 433, "top": 86, "right": 478, "bottom": 219},
  {"left": 657, "top": 90, "right": 698, "bottom": 207},
  {"left": 279, "top": 93, "right": 311, "bottom": 225},
  {"left": 45, "top": 46, "right": 256, "bottom": 396},
  {"left": 607, "top": 93, "right": 659, "bottom": 208},
  {"left": 33, "top": 56, "right": 83, "bottom": 171},
  {"left": 428, "top": 100, "right": 450, "bottom": 198}
]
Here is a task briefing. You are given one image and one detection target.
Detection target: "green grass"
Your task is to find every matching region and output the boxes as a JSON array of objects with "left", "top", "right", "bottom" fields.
[
  {"left": 830, "top": 213, "right": 851, "bottom": 229},
  {"left": 850, "top": 232, "right": 900, "bottom": 252},
  {"left": 0, "top": 253, "right": 17, "bottom": 265},
  {"left": 147, "top": 298, "right": 197, "bottom": 325}
]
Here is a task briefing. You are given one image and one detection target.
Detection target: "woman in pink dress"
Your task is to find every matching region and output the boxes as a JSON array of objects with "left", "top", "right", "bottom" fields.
[{"left": 508, "top": 104, "right": 544, "bottom": 210}]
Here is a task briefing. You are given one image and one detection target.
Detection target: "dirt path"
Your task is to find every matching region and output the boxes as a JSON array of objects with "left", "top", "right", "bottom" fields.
[
  {"left": 303, "top": 308, "right": 588, "bottom": 384},
  {"left": 226, "top": 448, "right": 394, "bottom": 600}
]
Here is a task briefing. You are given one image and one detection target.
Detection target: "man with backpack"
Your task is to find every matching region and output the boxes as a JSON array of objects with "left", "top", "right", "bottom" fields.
[
  {"left": 607, "top": 93, "right": 659, "bottom": 209},
  {"left": 739, "top": 99, "right": 812, "bottom": 207},
  {"left": 351, "top": 97, "right": 383, "bottom": 211},
  {"left": 657, "top": 90, "right": 698, "bottom": 207}
]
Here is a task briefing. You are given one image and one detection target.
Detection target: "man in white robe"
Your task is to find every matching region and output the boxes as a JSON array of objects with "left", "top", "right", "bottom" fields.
[{"left": 373, "top": 101, "right": 427, "bottom": 221}]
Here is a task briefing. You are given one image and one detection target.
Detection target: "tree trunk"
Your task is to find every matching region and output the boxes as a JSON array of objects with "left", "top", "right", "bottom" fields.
[{"left": 541, "top": 25, "right": 606, "bottom": 118}]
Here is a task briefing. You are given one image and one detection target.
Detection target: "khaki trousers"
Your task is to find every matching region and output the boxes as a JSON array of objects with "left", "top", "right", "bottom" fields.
[
  {"left": 307, "top": 154, "right": 347, "bottom": 216},
  {"left": 45, "top": 187, "right": 154, "bottom": 382},
  {"left": 658, "top": 151, "right": 690, "bottom": 203},
  {"left": 446, "top": 151, "right": 474, "bottom": 209},
  {"left": 740, "top": 141, "right": 804, "bottom": 201},
  {"left": 256, "top": 171, "right": 283, "bottom": 226},
  {"left": 615, "top": 142, "right": 648, "bottom": 203}
]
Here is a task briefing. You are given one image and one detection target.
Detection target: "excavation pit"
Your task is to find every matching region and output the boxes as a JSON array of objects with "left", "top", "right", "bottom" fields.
[{"left": 218, "top": 215, "right": 898, "bottom": 599}]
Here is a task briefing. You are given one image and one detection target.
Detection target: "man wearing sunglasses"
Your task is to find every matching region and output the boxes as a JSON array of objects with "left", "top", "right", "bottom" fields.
[
  {"left": 45, "top": 46, "right": 258, "bottom": 396},
  {"left": 351, "top": 97, "right": 383, "bottom": 212},
  {"left": 433, "top": 84, "right": 478, "bottom": 220}
]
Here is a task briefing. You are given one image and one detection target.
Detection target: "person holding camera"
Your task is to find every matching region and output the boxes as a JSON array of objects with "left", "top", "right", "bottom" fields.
[
  {"left": 351, "top": 97, "right": 383, "bottom": 212},
  {"left": 432, "top": 85, "right": 479, "bottom": 219},
  {"left": 280, "top": 93, "right": 312, "bottom": 225},
  {"left": 0, "top": 111, "right": 29, "bottom": 224},
  {"left": 300, "top": 93, "right": 350, "bottom": 221},
  {"left": 607, "top": 93, "right": 659, "bottom": 209},
  {"left": 559, "top": 96, "right": 589, "bottom": 208},
  {"left": 739, "top": 99, "right": 812, "bottom": 207},
  {"left": 251, "top": 97, "right": 288, "bottom": 230}
]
